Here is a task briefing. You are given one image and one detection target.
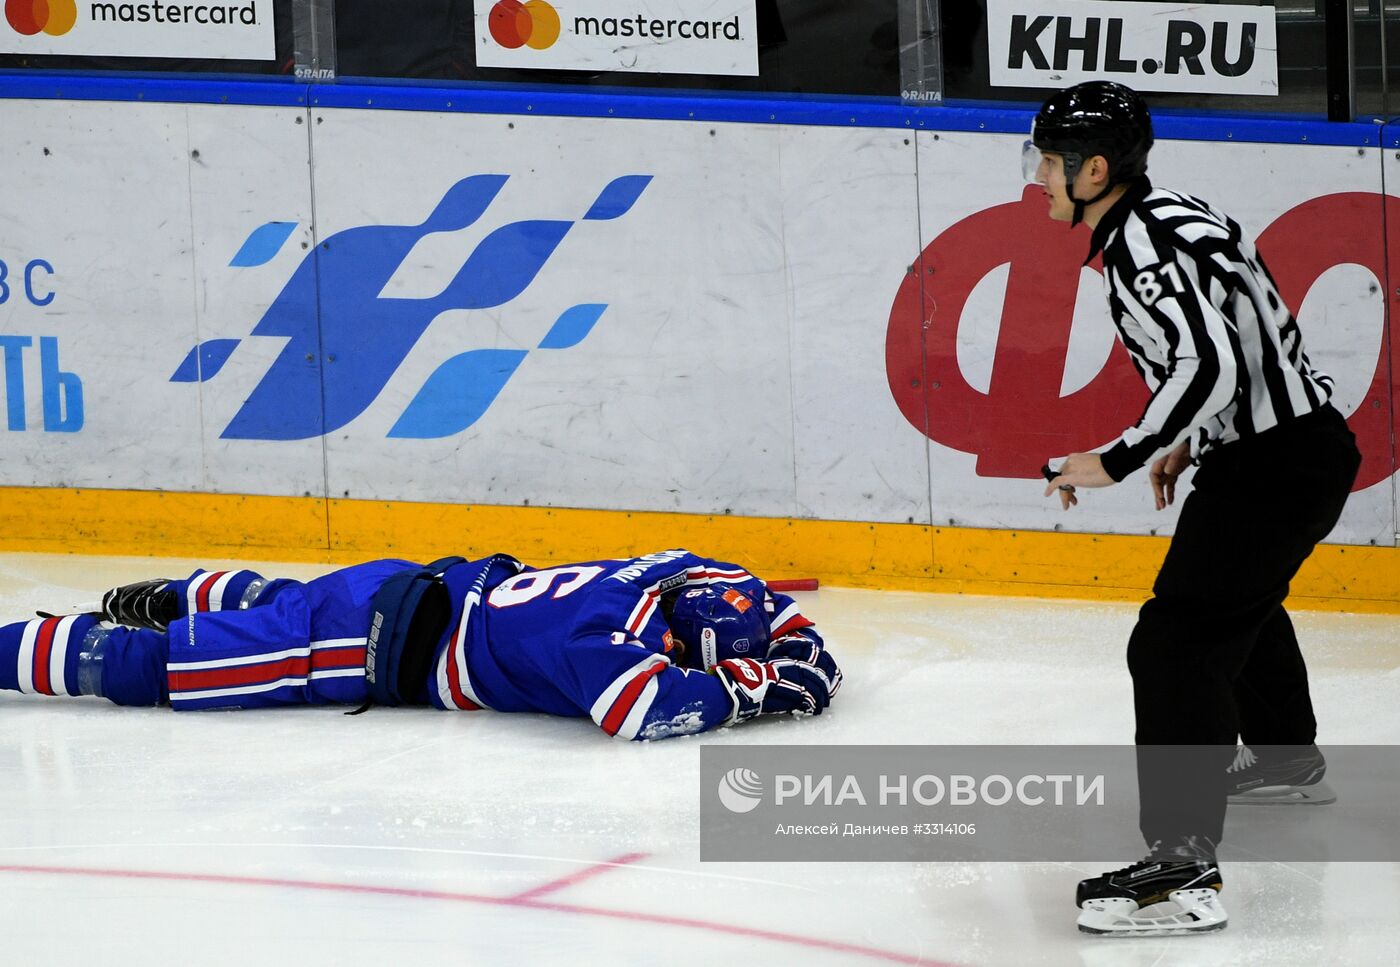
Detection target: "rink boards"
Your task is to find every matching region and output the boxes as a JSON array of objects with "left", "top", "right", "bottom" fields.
[{"left": 0, "top": 87, "right": 1397, "bottom": 607}]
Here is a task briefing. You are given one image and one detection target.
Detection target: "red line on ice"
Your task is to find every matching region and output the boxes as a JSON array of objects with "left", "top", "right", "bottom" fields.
[
  {"left": 507, "top": 850, "right": 647, "bottom": 901},
  {"left": 0, "top": 863, "right": 953, "bottom": 965}
]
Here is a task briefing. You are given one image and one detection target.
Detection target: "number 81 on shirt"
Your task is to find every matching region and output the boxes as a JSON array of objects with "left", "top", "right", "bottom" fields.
[{"left": 1133, "top": 262, "right": 1186, "bottom": 307}]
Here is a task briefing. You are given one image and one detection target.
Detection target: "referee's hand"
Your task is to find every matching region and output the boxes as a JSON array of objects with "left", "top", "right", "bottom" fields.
[
  {"left": 1149, "top": 441, "right": 1192, "bottom": 511},
  {"left": 1043, "top": 453, "right": 1114, "bottom": 510}
]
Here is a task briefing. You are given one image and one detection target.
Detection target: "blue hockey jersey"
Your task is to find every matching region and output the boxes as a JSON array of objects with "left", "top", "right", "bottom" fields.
[
  {"left": 427, "top": 550, "right": 822, "bottom": 740},
  {"left": 0, "top": 550, "right": 826, "bottom": 740}
]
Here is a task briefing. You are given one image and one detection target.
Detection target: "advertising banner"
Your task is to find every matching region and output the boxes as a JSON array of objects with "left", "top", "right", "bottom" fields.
[
  {"left": 0, "top": 1, "right": 276, "bottom": 59},
  {"left": 473, "top": 0, "right": 759, "bottom": 76},
  {"left": 0, "top": 97, "right": 1393, "bottom": 547},
  {"left": 986, "top": 0, "right": 1279, "bottom": 96},
  {"left": 296, "top": 110, "right": 922, "bottom": 520},
  {"left": 902, "top": 130, "right": 1396, "bottom": 545}
]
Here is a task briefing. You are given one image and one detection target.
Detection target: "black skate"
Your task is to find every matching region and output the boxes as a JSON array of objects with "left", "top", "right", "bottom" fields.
[
  {"left": 1076, "top": 839, "right": 1226, "bottom": 936},
  {"left": 99, "top": 579, "right": 179, "bottom": 632},
  {"left": 1227, "top": 744, "right": 1336, "bottom": 805}
]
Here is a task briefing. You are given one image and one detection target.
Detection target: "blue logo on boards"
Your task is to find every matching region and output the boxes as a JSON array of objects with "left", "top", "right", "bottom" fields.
[{"left": 171, "top": 174, "right": 652, "bottom": 440}]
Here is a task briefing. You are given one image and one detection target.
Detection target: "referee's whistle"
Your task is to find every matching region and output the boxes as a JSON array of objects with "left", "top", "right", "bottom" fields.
[{"left": 1041, "top": 463, "right": 1074, "bottom": 492}]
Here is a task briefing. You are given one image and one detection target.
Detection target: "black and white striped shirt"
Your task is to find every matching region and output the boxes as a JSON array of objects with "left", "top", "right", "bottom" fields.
[{"left": 1088, "top": 177, "right": 1335, "bottom": 482}]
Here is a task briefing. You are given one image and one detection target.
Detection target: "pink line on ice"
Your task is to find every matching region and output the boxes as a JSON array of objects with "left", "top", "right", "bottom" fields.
[
  {"left": 0, "top": 863, "right": 955, "bottom": 966},
  {"left": 507, "top": 849, "right": 648, "bottom": 901}
]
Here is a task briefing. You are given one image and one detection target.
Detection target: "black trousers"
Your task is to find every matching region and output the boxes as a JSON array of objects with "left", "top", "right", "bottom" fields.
[{"left": 1129, "top": 404, "right": 1361, "bottom": 849}]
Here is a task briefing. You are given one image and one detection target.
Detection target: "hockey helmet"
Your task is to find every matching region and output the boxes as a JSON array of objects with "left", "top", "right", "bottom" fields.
[
  {"left": 665, "top": 584, "right": 769, "bottom": 671},
  {"left": 1024, "top": 81, "right": 1153, "bottom": 224}
]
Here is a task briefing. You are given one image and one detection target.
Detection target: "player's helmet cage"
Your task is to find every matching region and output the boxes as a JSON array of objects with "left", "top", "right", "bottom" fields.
[
  {"left": 1023, "top": 81, "right": 1154, "bottom": 225},
  {"left": 665, "top": 584, "right": 769, "bottom": 671}
]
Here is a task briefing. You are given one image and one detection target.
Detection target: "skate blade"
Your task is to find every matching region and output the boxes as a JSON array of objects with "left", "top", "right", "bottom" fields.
[
  {"left": 1228, "top": 778, "right": 1336, "bottom": 806},
  {"left": 48, "top": 602, "right": 102, "bottom": 618},
  {"left": 1077, "top": 890, "right": 1228, "bottom": 937}
]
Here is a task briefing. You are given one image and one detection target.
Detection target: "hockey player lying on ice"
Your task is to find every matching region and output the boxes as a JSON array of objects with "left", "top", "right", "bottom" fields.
[{"left": 0, "top": 550, "right": 841, "bottom": 741}]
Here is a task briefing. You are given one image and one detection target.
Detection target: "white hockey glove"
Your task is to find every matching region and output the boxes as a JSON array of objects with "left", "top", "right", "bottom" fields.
[{"left": 713, "top": 656, "right": 838, "bottom": 725}]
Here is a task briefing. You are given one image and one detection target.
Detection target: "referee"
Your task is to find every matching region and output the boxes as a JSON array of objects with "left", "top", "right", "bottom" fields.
[{"left": 1025, "top": 82, "right": 1361, "bottom": 935}]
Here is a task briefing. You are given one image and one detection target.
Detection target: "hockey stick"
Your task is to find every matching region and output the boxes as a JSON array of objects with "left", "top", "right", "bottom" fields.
[{"left": 767, "top": 578, "right": 819, "bottom": 592}]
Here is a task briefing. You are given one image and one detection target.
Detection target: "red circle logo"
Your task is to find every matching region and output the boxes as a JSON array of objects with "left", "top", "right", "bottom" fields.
[
  {"left": 6, "top": 0, "right": 78, "bottom": 37},
  {"left": 489, "top": 0, "right": 561, "bottom": 51}
]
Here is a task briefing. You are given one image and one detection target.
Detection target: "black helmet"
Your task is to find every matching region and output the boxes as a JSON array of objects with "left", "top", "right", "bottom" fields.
[{"left": 1027, "top": 81, "right": 1153, "bottom": 224}]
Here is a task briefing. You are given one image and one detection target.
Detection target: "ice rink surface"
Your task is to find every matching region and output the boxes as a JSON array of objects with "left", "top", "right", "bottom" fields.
[{"left": 2, "top": 551, "right": 1398, "bottom": 967}]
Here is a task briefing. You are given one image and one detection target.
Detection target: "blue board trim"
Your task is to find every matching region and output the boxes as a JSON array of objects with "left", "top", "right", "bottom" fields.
[
  {"left": 0, "top": 70, "right": 1391, "bottom": 147},
  {"left": 0, "top": 71, "right": 307, "bottom": 106}
]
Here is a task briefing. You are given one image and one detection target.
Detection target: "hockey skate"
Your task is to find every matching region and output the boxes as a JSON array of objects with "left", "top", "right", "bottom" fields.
[
  {"left": 1227, "top": 744, "right": 1336, "bottom": 805},
  {"left": 98, "top": 579, "right": 179, "bottom": 632},
  {"left": 1076, "top": 839, "right": 1227, "bottom": 936}
]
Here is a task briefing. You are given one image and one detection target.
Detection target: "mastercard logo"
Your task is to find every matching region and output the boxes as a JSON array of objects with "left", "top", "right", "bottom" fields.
[
  {"left": 489, "top": 0, "right": 560, "bottom": 51},
  {"left": 5, "top": 0, "right": 78, "bottom": 36}
]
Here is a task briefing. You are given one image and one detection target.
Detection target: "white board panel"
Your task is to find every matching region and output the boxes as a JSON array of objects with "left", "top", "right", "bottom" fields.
[
  {"left": 180, "top": 103, "right": 324, "bottom": 497},
  {"left": 0, "top": 100, "right": 319, "bottom": 497},
  {"left": 1382, "top": 146, "right": 1400, "bottom": 549},
  {"left": 306, "top": 109, "right": 796, "bottom": 516},
  {"left": 779, "top": 124, "right": 930, "bottom": 525}
]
